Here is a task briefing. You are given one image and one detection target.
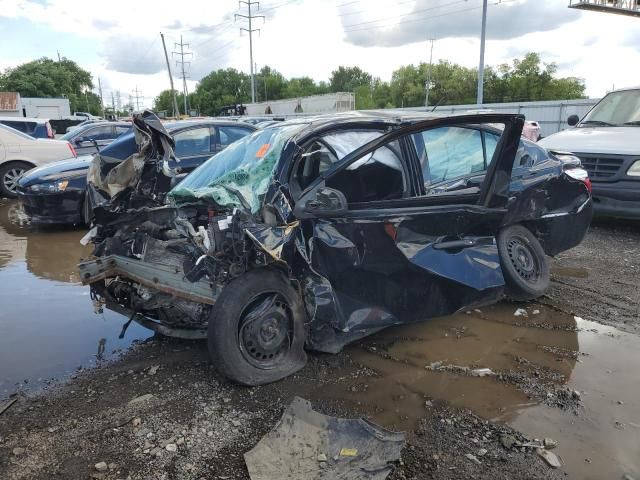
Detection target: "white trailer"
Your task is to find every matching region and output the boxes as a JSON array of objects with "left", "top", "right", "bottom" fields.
[{"left": 0, "top": 92, "right": 71, "bottom": 119}]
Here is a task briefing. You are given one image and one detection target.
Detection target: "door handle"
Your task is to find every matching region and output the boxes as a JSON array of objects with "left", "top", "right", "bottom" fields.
[{"left": 433, "top": 239, "right": 477, "bottom": 250}]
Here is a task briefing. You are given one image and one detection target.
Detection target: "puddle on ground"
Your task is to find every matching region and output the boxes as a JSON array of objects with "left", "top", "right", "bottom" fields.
[
  {"left": 551, "top": 265, "right": 590, "bottom": 278},
  {"left": 0, "top": 201, "right": 152, "bottom": 398},
  {"left": 309, "top": 304, "right": 640, "bottom": 480}
]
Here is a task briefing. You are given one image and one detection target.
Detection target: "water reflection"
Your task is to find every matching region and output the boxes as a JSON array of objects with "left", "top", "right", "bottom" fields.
[{"left": 0, "top": 200, "right": 151, "bottom": 398}]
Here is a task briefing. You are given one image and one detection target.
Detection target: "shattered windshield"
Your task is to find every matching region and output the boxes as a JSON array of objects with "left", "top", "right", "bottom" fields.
[{"left": 169, "top": 123, "right": 306, "bottom": 212}]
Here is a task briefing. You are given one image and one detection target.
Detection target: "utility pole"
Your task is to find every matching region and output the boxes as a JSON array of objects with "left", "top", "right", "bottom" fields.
[
  {"left": 236, "top": 1, "right": 264, "bottom": 103},
  {"left": 116, "top": 91, "right": 122, "bottom": 113},
  {"left": 424, "top": 38, "right": 435, "bottom": 108},
  {"left": 477, "top": 0, "right": 488, "bottom": 105},
  {"left": 133, "top": 86, "right": 142, "bottom": 111},
  {"left": 111, "top": 92, "right": 116, "bottom": 113},
  {"left": 128, "top": 94, "right": 134, "bottom": 114},
  {"left": 160, "top": 32, "right": 180, "bottom": 118},
  {"left": 98, "top": 78, "right": 105, "bottom": 118},
  {"left": 173, "top": 35, "right": 192, "bottom": 116},
  {"left": 57, "top": 50, "right": 61, "bottom": 62}
]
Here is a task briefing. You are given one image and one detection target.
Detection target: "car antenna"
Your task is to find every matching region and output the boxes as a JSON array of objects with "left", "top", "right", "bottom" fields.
[{"left": 430, "top": 95, "right": 447, "bottom": 112}]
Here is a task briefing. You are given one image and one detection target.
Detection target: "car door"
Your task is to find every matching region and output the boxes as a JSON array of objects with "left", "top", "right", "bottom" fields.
[
  {"left": 293, "top": 114, "right": 523, "bottom": 335},
  {"left": 172, "top": 126, "right": 214, "bottom": 171}
]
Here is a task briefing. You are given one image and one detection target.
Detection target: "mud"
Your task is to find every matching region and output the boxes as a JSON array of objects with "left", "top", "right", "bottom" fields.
[{"left": 0, "top": 201, "right": 639, "bottom": 480}]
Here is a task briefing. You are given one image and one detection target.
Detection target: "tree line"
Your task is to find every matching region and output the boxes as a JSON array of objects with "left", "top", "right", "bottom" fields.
[
  {"left": 156, "top": 52, "right": 585, "bottom": 116},
  {"left": 0, "top": 53, "right": 586, "bottom": 118}
]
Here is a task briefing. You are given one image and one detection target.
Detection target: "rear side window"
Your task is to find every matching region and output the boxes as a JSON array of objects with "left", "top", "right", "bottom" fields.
[
  {"left": 173, "top": 127, "right": 211, "bottom": 157},
  {"left": 0, "top": 120, "right": 37, "bottom": 135},
  {"left": 219, "top": 126, "right": 253, "bottom": 147},
  {"left": 83, "top": 125, "right": 114, "bottom": 141},
  {"left": 485, "top": 132, "right": 547, "bottom": 169},
  {"left": 115, "top": 126, "right": 131, "bottom": 136},
  {"left": 413, "top": 127, "right": 485, "bottom": 185}
]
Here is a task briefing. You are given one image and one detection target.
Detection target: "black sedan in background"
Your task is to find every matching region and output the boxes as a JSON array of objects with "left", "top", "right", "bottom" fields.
[
  {"left": 59, "top": 121, "right": 132, "bottom": 156},
  {"left": 16, "top": 119, "right": 256, "bottom": 225}
]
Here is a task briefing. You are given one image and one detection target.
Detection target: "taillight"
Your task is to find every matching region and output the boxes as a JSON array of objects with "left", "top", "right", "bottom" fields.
[
  {"left": 46, "top": 122, "right": 54, "bottom": 138},
  {"left": 565, "top": 167, "right": 591, "bottom": 193},
  {"left": 68, "top": 142, "right": 77, "bottom": 158}
]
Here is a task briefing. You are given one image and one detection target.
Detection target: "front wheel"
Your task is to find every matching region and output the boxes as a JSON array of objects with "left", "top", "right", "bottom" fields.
[
  {"left": 207, "top": 268, "right": 307, "bottom": 386},
  {"left": 497, "top": 224, "right": 550, "bottom": 301},
  {"left": 0, "top": 161, "right": 32, "bottom": 199}
]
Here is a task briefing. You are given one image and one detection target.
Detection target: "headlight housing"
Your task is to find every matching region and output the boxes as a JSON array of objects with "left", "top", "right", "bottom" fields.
[
  {"left": 28, "top": 179, "right": 69, "bottom": 193},
  {"left": 627, "top": 160, "right": 640, "bottom": 177}
]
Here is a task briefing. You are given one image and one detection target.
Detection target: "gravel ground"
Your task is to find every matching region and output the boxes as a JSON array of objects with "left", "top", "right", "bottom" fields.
[{"left": 1, "top": 220, "right": 638, "bottom": 480}]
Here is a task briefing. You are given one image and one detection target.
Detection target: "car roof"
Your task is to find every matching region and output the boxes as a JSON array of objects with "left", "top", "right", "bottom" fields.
[
  {"left": 163, "top": 119, "right": 258, "bottom": 130},
  {"left": 0, "top": 116, "right": 50, "bottom": 123}
]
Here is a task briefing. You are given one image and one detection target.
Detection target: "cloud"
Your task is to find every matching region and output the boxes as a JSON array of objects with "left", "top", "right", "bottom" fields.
[
  {"left": 91, "top": 19, "right": 117, "bottom": 31},
  {"left": 102, "top": 35, "right": 166, "bottom": 75},
  {"left": 342, "top": 0, "right": 580, "bottom": 48},
  {"left": 165, "top": 19, "right": 183, "bottom": 30}
]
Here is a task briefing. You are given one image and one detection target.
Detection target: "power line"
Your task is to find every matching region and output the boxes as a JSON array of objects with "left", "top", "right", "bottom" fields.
[
  {"left": 343, "top": 0, "right": 474, "bottom": 30},
  {"left": 236, "top": 0, "right": 265, "bottom": 103},
  {"left": 173, "top": 35, "right": 193, "bottom": 115}
]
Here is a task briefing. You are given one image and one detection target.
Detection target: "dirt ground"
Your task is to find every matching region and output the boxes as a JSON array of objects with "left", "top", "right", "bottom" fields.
[{"left": 0, "top": 219, "right": 639, "bottom": 480}]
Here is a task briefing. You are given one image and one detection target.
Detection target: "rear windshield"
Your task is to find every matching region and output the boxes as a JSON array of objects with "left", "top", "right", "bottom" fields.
[
  {"left": 0, "top": 123, "right": 36, "bottom": 140},
  {"left": 0, "top": 120, "right": 37, "bottom": 135},
  {"left": 97, "top": 130, "right": 136, "bottom": 161}
]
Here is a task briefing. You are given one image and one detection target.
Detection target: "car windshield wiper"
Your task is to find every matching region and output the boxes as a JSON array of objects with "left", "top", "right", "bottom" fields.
[
  {"left": 622, "top": 121, "right": 640, "bottom": 126},
  {"left": 580, "top": 120, "right": 615, "bottom": 126}
]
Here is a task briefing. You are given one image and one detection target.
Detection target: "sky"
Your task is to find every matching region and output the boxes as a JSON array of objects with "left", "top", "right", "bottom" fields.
[{"left": 0, "top": 0, "right": 639, "bottom": 108}]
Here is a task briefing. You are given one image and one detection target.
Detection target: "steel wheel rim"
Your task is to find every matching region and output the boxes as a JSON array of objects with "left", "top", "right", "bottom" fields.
[
  {"left": 506, "top": 235, "right": 539, "bottom": 283},
  {"left": 238, "top": 292, "right": 293, "bottom": 370},
  {"left": 2, "top": 167, "right": 25, "bottom": 193}
]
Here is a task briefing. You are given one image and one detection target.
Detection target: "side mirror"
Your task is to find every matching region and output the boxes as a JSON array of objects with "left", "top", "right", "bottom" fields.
[
  {"left": 303, "top": 187, "right": 347, "bottom": 217},
  {"left": 567, "top": 114, "right": 580, "bottom": 127}
]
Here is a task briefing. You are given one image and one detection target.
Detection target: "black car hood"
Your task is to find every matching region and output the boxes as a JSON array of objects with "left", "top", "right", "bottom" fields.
[{"left": 18, "top": 155, "right": 93, "bottom": 187}]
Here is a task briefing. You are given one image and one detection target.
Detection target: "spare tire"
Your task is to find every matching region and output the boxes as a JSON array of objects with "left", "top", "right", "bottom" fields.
[
  {"left": 207, "top": 268, "right": 307, "bottom": 386},
  {"left": 497, "top": 224, "right": 550, "bottom": 301}
]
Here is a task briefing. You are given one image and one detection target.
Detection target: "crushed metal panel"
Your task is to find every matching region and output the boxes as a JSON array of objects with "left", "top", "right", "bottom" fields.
[{"left": 244, "top": 397, "right": 405, "bottom": 480}]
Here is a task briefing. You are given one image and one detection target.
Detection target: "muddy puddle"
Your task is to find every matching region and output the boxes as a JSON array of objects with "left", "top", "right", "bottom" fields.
[
  {"left": 307, "top": 304, "right": 640, "bottom": 479},
  {"left": 0, "top": 201, "right": 152, "bottom": 398}
]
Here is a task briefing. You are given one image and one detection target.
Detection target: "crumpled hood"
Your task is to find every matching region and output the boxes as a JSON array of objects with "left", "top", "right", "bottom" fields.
[
  {"left": 539, "top": 127, "right": 640, "bottom": 156},
  {"left": 18, "top": 155, "right": 93, "bottom": 187}
]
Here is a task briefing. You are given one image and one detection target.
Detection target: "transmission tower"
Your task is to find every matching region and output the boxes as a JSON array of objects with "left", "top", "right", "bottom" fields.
[
  {"left": 116, "top": 91, "right": 122, "bottom": 112},
  {"left": 236, "top": 1, "right": 265, "bottom": 103},
  {"left": 132, "top": 86, "right": 142, "bottom": 111},
  {"left": 173, "top": 35, "right": 193, "bottom": 115}
]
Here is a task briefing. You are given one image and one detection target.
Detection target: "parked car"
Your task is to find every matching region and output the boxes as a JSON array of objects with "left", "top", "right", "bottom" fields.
[
  {"left": 0, "top": 123, "right": 76, "bottom": 198},
  {"left": 16, "top": 119, "right": 255, "bottom": 225},
  {"left": 58, "top": 121, "right": 132, "bottom": 155},
  {"left": 539, "top": 86, "right": 640, "bottom": 219},
  {"left": 64, "top": 119, "right": 106, "bottom": 133},
  {"left": 78, "top": 110, "right": 592, "bottom": 386},
  {"left": 0, "top": 117, "right": 54, "bottom": 139}
]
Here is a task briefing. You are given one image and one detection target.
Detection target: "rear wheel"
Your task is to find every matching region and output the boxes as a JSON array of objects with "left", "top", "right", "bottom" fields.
[
  {"left": 497, "top": 224, "right": 549, "bottom": 301},
  {"left": 81, "top": 194, "right": 91, "bottom": 226},
  {"left": 0, "top": 161, "right": 32, "bottom": 199},
  {"left": 207, "top": 268, "right": 307, "bottom": 386}
]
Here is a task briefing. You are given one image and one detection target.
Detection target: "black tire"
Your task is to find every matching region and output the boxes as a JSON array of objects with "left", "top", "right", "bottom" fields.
[
  {"left": 207, "top": 268, "right": 307, "bottom": 386},
  {"left": 497, "top": 224, "right": 550, "bottom": 301},
  {"left": 0, "top": 161, "right": 33, "bottom": 199}
]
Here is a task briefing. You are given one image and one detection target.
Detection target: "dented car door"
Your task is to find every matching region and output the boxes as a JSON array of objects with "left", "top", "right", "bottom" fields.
[{"left": 295, "top": 115, "right": 524, "bottom": 349}]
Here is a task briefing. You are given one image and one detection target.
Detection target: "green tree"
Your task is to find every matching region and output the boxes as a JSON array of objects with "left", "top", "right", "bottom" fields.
[
  {"left": 329, "top": 66, "right": 373, "bottom": 93},
  {"left": 283, "top": 77, "right": 319, "bottom": 98},
  {"left": 191, "top": 68, "right": 251, "bottom": 116},
  {"left": 0, "top": 57, "right": 101, "bottom": 114}
]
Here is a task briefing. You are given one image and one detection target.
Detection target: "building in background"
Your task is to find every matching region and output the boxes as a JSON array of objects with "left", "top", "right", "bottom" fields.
[{"left": 0, "top": 92, "right": 71, "bottom": 119}]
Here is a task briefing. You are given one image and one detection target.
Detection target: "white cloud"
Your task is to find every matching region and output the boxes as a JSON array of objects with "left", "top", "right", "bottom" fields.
[{"left": 0, "top": 0, "right": 638, "bottom": 103}]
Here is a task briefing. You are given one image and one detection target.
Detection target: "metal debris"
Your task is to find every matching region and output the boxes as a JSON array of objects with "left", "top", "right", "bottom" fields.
[{"left": 244, "top": 397, "right": 405, "bottom": 480}]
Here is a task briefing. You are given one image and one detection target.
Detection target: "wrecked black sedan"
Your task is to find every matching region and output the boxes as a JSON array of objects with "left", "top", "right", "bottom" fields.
[{"left": 79, "top": 110, "right": 592, "bottom": 385}]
